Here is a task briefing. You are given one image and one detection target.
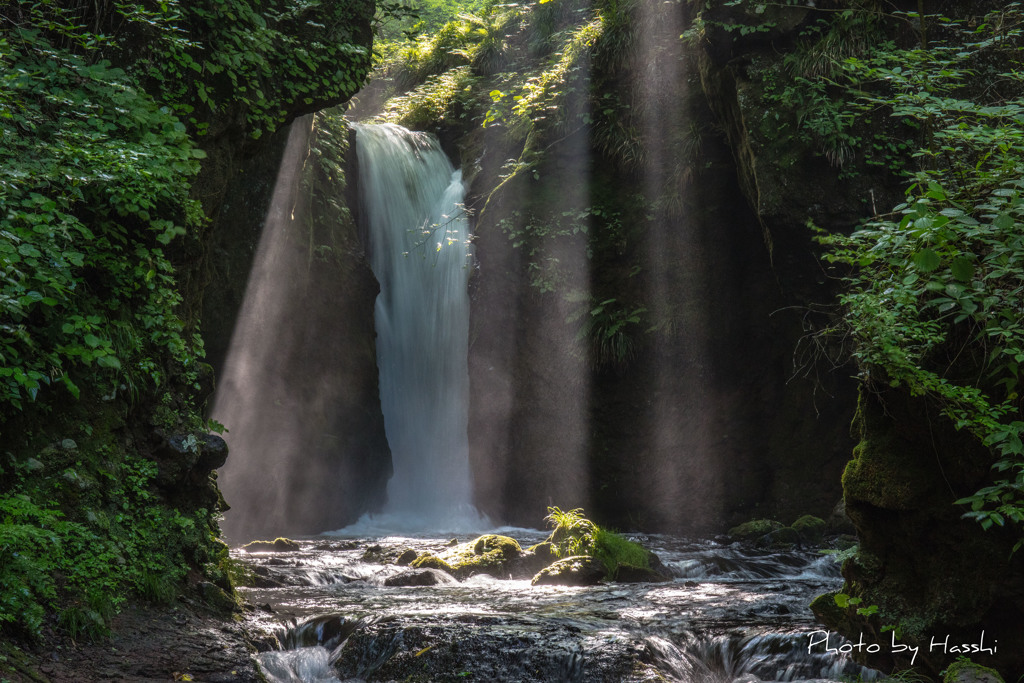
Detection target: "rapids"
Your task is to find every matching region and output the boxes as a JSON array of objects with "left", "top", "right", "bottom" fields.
[{"left": 237, "top": 532, "right": 881, "bottom": 682}]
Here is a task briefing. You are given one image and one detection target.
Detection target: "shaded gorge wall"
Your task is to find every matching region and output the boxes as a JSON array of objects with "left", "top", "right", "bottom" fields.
[{"left": 463, "top": 75, "right": 855, "bottom": 534}]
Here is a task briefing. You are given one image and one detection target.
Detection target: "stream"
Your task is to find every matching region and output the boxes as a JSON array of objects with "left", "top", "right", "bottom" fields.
[{"left": 235, "top": 530, "right": 881, "bottom": 682}]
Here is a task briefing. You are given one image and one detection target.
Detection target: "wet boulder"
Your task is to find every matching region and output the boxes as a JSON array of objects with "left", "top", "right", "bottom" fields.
[
  {"left": 758, "top": 526, "right": 801, "bottom": 549},
  {"left": 433, "top": 534, "right": 524, "bottom": 580},
  {"left": 410, "top": 554, "right": 457, "bottom": 575},
  {"left": 791, "top": 515, "right": 827, "bottom": 544},
  {"left": 385, "top": 568, "right": 458, "bottom": 587},
  {"left": 943, "top": 660, "right": 1005, "bottom": 683},
  {"left": 362, "top": 544, "right": 390, "bottom": 563},
  {"left": 727, "top": 519, "right": 783, "bottom": 542},
  {"left": 198, "top": 581, "right": 237, "bottom": 614},
  {"left": 395, "top": 548, "right": 419, "bottom": 565},
  {"left": 531, "top": 556, "right": 605, "bottom": 587},
  {"left": 513, "top": 541, "right": 559, "bottom": 578}
]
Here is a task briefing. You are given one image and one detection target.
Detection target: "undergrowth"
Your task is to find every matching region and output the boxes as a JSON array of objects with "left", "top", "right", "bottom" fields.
[
  {"left": 1, "top": 0, "right": 371, "bottom": 643},
  {"left": 544, "top": 506, "right": 650, "bottom": 576}
]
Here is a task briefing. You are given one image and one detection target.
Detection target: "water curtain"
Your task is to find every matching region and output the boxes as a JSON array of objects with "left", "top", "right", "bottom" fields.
[{"left": 353, "top": 123, "right": 478, "bottom": 528}]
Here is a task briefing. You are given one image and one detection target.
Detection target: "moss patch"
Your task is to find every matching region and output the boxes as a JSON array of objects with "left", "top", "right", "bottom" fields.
[
  {"left": 435, "top": 534, "right": 524, "bottom": 579},
  {"left": 943, "top": 659, "right": 1005, "bottom": 683},
  {"left": 242, "top": 538, "right": 300, "bottom": 553},
  {"left": 409, "top": 554, "right": 456, "bottom": 575},
  {"left": 791, "top": 515, "right": 826, "bottom": 544}
]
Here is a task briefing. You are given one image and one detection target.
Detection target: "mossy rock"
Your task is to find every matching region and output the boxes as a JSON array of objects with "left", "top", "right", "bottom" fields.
[
  {"left": 395, "top": 549, "right": 419, "bottom": 566},
  {"left": 473, "top": 534, "right": 522, "bottom": 556},
  {"left": 809, "top": 590, "right": 864, "bottom": 639},
  {"left": 435, "top": 534, "right": 524, "bottom": 580},
  {"left": 410, "top": 554, "right": 456, "bottom": 575},
  {"left": 727, "top": 519, "right": 783, "bottom": 541},
  {"left": 362, "top": 544, "right": 389, "bottom": 563},
  {"left": 531, "top": 556, "right": 605, "bottom": 587},
  {"left": 791, "top": 515, "right": 827, "bottom": 544},
  {"left": 243, "top": 537, "right": 300, "bottom": 553},
  {"left": 198, "top": 581, "right": 237, "bottom": 614},
  {"left": 512, "top": 541, "right": 559, "bottom": 578},
  {"left": 809, "top": 591, "right": 844, "bottom": 625},
  {"left": 527, "top": 541, "right": 557, "bottom": 564},
  {"left": 943, "top": 659, "right": 1005, "bottom": 683},
  {"left": 384, "top": 568, "right": 457, "bottom": 587}
]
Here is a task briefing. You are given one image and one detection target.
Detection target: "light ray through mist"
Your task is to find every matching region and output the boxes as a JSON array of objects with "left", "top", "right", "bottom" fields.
[
  {"left": 212, "top": 117, "right": 315, "bottom": 542},
  {"left": 636, "top": 1, "right": 709, "bottom": 530}
]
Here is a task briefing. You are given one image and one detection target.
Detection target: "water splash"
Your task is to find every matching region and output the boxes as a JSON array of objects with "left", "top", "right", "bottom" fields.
[{"left": 343, "top": 123, "right": 486, "bottom": 532}]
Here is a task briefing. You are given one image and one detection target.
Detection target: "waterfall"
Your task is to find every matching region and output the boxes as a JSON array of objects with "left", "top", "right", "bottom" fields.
[{"left": 349, "top": 122, "right": 483, "bottom": 530}]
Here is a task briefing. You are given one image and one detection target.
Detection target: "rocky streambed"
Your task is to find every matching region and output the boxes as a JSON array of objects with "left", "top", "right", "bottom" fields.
[{"left": 234, "top": 529, "right": 883, "bottom": 682}]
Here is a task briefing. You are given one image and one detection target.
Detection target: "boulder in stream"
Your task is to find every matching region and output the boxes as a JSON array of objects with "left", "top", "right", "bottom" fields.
[
  {"left": 394, "top": 548, "right": 419, "bottom": 565},
  {"left": 385, "top": 568, "right": 458, "bottom": 587},
  {"left": 727, "top": 519, "right": 783, "bottom": 542},
  {"left": 531, "top": 556, "right": 606, "bottom": 586},
  {"left": 410, "top": 554, "right": 457, "bottom": 575},
  {"left": 791, "top": 515, "right": 827, "bottom": 544},
  {"left": 431, "top": 534, "right": 525, "bottom": 580}
]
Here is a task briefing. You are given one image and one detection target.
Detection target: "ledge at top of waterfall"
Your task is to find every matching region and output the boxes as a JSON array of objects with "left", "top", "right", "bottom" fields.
[{"left": 351, "top": 122, "right": 483, "bottom": 533}]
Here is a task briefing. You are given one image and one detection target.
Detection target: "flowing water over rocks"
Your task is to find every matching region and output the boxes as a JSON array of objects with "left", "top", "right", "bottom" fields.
[{"left": 235, "top": 531, "right": 882, "bottom": 682}]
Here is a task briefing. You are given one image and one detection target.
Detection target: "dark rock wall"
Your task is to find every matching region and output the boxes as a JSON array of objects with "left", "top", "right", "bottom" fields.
[{"left": 820, "top": 387, "right": 1024, "bottom": 675}]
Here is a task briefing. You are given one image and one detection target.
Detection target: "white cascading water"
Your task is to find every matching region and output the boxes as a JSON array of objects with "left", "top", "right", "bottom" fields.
[{"left": 345, "top": 122, "right": 485, "bottom": 532}]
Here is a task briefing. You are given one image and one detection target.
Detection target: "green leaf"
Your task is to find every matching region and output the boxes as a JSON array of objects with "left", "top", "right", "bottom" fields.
[
  {"left": 950, "top": 256, "right": 975, "bottom": 282},
  {"left": 913, "top": 248, "right": 941, "bottom": 272},
  {"left": 994, "top": 213, "right": 1015, "bottom": 231},
  {"left": 96, "top": 355, "right": 121, "bottom": 370}
]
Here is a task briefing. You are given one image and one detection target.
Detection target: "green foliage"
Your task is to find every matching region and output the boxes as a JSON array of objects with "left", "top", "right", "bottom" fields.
[
  {"left": 544, "top": 506, "right": 596, "bottom": 557},
  {"left": 543, "top": 506, "right": 650, "bottom": 576},
  {"left": 0, "top": 0, "right": 372, "bottom": 640},
  {"left": 0, "top": 22, "right": 205, "bottom": 413},
  {"left": 818, "top": 5, "right": 1024, "bottom": 543},
  {"left": 591, "top": 526, "right": 649, "bottom": 575},
  {"left": 482, "top": 16, "right": 604, "bottom": 137},
  {"left": 0, "top": 451, "right": 223, "bottom": 639},
  {"left": 145, "top": 0, "right": 371, "bottom": 138},
  {"left": 375, "top": 0, "right": 492, "bottom": 45},
  {"left": 378, "top": 66, "right": 478, "bottom": 128},
  {"left": 498, "top": 208, "right": 591, "bottom": 293},
  {"left": 735, "top": 3, "right": 889, "bottom": 173},
  {"left": 568, "top": 296, "right": 646, "bottom": 368}
]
